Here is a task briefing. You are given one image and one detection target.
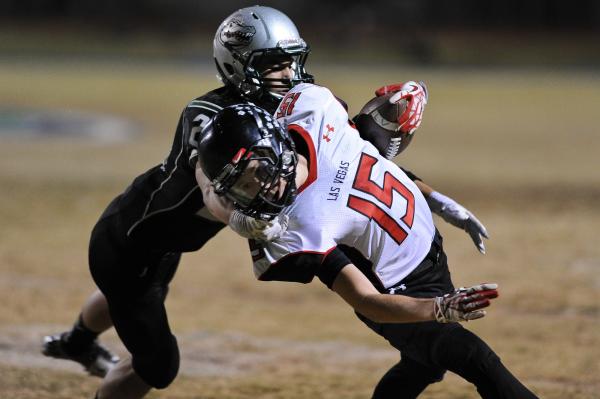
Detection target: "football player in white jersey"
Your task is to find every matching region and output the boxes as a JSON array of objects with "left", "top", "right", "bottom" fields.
[
  {"left": 196, "top": 90, "right": 538, "bottom": 398},
  {"left": 41, "top": 6, "right": 487, "bottom": 398}
]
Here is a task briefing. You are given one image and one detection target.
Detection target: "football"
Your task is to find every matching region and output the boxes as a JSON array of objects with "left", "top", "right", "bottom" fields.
[
  {"left": 354, "top": 93, "right": 412, "bottom": 159},
  {"left": 358, "top": 92, "right": 408, "bottom": 132}
]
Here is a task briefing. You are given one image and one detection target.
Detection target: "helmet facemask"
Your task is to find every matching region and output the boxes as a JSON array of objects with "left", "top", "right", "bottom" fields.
[
  {"left": 213, "top": 144, "right": 297, "bottom": 221},
  {"left": 214, "top": 6, "right": 314, "bottom": 104},
  {"left": 242, "top": 44, "right": 313, "bottom": 99},
  {"left": 201, "top": 104, "right": 298, "bottom": 221}
]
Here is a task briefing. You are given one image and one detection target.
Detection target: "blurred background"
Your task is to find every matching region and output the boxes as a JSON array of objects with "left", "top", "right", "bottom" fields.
[
  {"left": 2, "top": 0, "right": 600, "bottom": 65},
  {"left": 0, "top": 1, "right": 599, "bottom": 398}
]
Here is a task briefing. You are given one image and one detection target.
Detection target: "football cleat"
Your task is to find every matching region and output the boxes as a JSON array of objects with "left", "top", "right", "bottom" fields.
[{"left": 42, "top": 333, "right": 119, "bottom": 377}]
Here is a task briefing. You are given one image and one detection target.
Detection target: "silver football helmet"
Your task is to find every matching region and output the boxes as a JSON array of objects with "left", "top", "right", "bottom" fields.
[{"left": 214, "top": 6, "right": 313, "bottom": 100}]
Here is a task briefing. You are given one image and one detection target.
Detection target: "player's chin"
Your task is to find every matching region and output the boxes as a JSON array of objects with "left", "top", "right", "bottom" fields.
[
  {"left": 265, "top": 82, "right": 293, "bottom": 96},
  {"left": 268, "top": 88, "right": 289, "bottom": 97}
]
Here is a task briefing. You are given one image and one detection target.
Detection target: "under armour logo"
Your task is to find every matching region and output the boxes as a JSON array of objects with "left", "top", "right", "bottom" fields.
[
  {"left": 388, "top": 284, "right": 407, "bottom": 294},
  {"left": 323, "top": 124, "right": 335, "bottom": 142}
]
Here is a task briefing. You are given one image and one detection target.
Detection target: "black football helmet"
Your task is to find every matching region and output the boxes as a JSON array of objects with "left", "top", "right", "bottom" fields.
[{"left": 197, "top": 104, "right": 297, "bottom": 220}]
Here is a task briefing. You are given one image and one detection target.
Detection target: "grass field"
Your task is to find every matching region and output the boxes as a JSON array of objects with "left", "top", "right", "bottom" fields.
[{"left": 0, "top": 59, "right": 599, "bottom": 398}]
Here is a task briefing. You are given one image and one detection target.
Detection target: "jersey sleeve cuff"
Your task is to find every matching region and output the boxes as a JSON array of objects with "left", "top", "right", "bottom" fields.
[
  {"left": 400, "top": 167, "right": 421, "bottom": 182},
  {"left": 317, "top": 247, "right": 352, "bottom": 289}
]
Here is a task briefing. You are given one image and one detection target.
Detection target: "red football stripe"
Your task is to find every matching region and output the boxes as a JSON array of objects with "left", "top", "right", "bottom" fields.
[{"left": 232, "top": 148, "right": 247, "bottom": 163}]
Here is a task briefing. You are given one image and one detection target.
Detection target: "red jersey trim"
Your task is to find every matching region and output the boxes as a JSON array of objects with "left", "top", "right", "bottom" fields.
[
  {"left": 288, "top": 123, "right": 318, "bottom": 193},
  {"left": 322, "top": 246, "right": 338, "bottom": 262}
]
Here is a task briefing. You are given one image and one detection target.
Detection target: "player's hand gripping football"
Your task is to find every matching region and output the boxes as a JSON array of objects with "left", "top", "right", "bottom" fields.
[
  {"left": 426, "top": 192, "right": 490, "bottom": 254},
  {"left": 434, "top": 283, "right": 499, "bottom": 323},
  {"left": 228, "top": 209, "right": 289, "bottom": 242},
  {"left": 375, "top": 81, "right": 428, "bottom": 135}
]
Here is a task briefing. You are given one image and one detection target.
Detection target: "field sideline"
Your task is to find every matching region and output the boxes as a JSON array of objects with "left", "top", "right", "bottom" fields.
[{"left": 0, "top": 60, "right": 599, "bottom": 398}]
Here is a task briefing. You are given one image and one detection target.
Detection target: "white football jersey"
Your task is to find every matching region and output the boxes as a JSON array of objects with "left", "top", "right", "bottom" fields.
[{"left": 251, "top": 83, "right": 435, "bottom": 289}]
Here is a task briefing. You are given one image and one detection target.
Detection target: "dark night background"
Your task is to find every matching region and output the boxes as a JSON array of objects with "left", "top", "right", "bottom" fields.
[{"left": 1, "top": 0, "right": 599, "bottom": 67}]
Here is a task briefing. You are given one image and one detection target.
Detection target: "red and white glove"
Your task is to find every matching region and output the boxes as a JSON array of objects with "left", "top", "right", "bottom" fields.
[
  {"left": 433, "top": 283, "right": 499, "bottom": 323},
  {"left": 375, "top": 81, "right": 428, "bottom": 135}
]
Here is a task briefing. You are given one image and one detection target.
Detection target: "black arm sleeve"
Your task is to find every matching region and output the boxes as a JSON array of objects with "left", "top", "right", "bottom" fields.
[
  {"left": 400, "top": 167, "right": 421, "bottom": 182},
  {"left": 257, "top": 246, "right": 351, "bottom": 288},
  {"left": 316, "top": 247, "right": 352, "bottom": 289}
]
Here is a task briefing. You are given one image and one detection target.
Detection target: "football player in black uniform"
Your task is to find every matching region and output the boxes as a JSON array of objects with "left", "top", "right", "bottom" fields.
[{"left": 41, "top": 5, "right": 489, "bottom": 398}]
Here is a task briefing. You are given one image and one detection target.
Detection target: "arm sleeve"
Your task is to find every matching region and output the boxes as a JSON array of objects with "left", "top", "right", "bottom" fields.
[
  {"left": 316, "top": 247, "right": 352, "bottom": 289},
  {"left": 400, "top": 167, "right": 421, "bottom": 182}
]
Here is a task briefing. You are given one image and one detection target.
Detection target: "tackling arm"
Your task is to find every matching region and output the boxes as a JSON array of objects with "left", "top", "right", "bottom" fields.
[
  {"left": 195, "top": 163, "right": 233, "bottom": 224},
  {"left": 195, "top": 162, "right": 290, "bottom": 241}
]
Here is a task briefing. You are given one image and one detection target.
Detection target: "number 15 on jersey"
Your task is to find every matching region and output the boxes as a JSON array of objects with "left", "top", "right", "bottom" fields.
[{"left": 347, "top": 153, "right": 415, "bottom": 245}]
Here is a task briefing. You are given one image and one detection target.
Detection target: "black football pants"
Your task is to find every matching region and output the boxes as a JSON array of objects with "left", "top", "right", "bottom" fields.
[
  {"left": 88, "top": 214, "right": 223, "bottom": 389},
  {"left": 357, "top": 232, "right": 539, "bottom": 399}
]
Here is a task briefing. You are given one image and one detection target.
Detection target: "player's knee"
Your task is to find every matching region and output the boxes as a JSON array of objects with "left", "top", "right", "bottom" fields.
[
  {"left": 457, "top": 328, "right": 500, "bottom": 368},
  {"left": 132, "top": 334, "right": 180, "bottom": 389}
]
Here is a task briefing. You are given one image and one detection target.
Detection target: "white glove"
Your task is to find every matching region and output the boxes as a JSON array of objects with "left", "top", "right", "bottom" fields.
[
  {"left": 426, "top": 191, "right": 489, "bottom": 254},
  {"left": 228, "top": 209, "right": 289, "bottom": 242},
  {"left": 434, "top": 283, "right": 499, "bottom": 323}
]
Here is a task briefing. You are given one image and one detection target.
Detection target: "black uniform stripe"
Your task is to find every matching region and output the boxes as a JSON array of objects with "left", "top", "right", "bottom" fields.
[{"left": 126, "top": 185, "right": 201, "bottom": 237}]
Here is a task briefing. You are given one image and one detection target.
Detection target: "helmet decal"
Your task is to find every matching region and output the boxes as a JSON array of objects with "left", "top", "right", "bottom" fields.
[
  {"left": 219, "top": 18, "right": 256, "bottom": 48},
  {"left": 231, "top": 147, "right": 247, "bottom": 163}
]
